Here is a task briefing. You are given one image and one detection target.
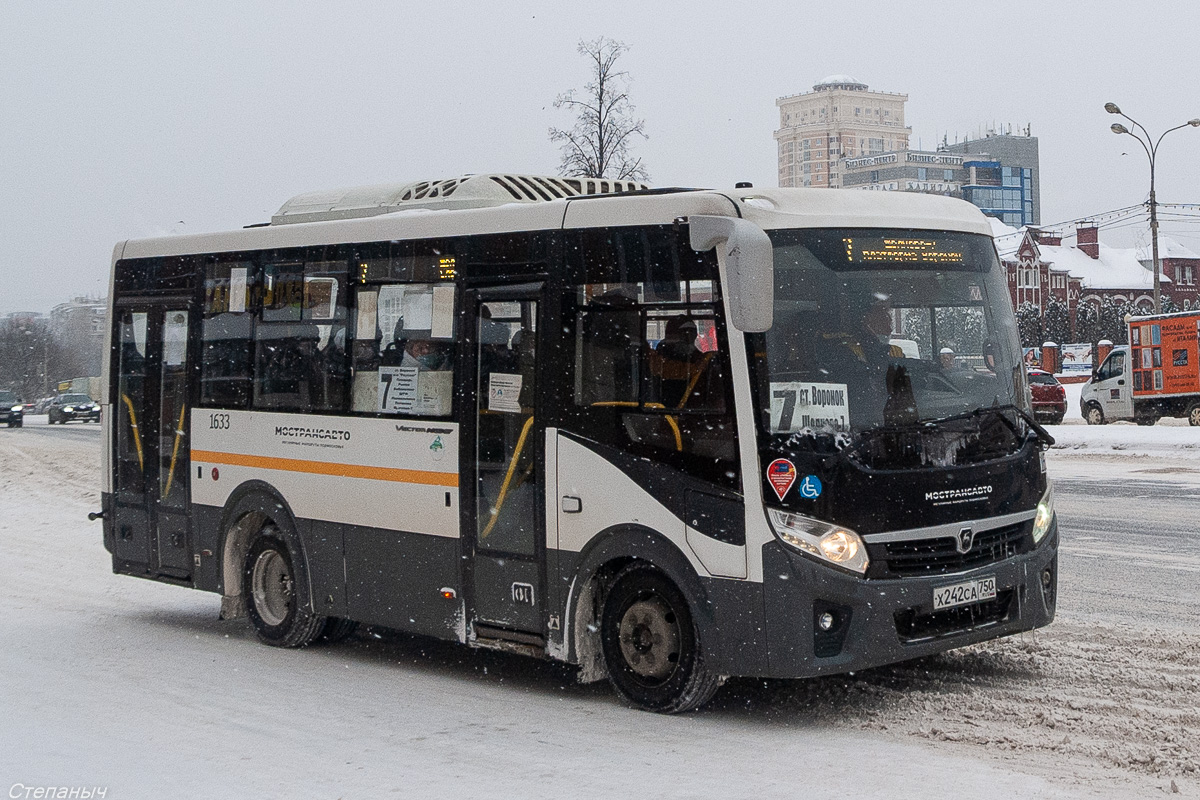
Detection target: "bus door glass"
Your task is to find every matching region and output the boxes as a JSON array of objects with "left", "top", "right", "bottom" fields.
[
  {"left": 156, "top": 309, "right": 192, "bottom": 574},
  {"left": 111, "top": 306, "right": 193, "bottom": 578},
  {"left": 470, "top": 291, "right": 543, "bottom": 634},
  {"left": 113, "top": 310, "right": 151, "bottom": 566}
]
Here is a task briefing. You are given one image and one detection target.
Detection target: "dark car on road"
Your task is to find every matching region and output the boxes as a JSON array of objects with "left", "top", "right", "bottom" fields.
[
  {"left": 47, "top": 393, "right": 100, "bottom": 424},
  {"left": 0, "top": 390, "right": 23, "bottom": 428},
  {"left": 1028, "top": 369, "right": 1066, "bottom": 425}
]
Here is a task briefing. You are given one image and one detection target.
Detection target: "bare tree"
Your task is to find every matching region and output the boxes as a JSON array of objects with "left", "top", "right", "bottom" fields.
[{"left": 549, "top": 37, "right": 649, "bottom": 181}]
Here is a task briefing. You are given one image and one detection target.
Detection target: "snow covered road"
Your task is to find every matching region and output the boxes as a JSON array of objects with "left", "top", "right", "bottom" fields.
[{"left": 1, "top": 427, "right": 1196, "bottom": 799}]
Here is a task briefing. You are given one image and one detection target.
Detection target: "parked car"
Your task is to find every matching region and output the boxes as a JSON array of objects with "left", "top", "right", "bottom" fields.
[
  {"left": 0, "top": 390, "right": 23, "bottom": 428},
  {"left": 47, "top": 393, "right": 101, "bottom": 424},
  {"left": 1028, "top": 369, "right": 1066, "bottom": 425}
]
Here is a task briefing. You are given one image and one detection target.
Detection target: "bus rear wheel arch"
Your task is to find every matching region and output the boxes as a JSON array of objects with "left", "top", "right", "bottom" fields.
[
  {"left": 600, "top": 562, "right": 719, "bottom": 713},
  {"left": 243, "top": 525, "right": 325, "bottom": 648}
]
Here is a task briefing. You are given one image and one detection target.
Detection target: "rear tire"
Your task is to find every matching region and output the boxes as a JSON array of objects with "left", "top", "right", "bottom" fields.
[
  {"left": 243, "top": 526, "right": 325, "bottom": 648},
  {"left": 1189, "top": 404, "right": 1200, "bottom": 427},
  {"left": 1085, "top": 404, "right": 1105, "bottom": 426},
  {"left": 600, "top": 563, "right": 719, "bottom": 713}
]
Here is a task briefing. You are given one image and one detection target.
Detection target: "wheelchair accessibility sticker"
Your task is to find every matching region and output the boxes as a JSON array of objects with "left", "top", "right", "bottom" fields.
[
  {"left": 798, "top": 474, "right": 823, "bottom": 500},
  {"left": 766, "top": 459, "right": 797, "bottom": 501}
]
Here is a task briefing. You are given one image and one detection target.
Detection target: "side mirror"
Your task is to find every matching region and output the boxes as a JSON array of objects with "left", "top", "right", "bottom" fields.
[{"left": 689, "top": 215, "right": 774, "bottom": 333}]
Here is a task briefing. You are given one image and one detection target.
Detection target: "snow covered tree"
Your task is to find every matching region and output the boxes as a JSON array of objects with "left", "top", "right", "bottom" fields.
[
  {"left": 1075, "top": 302, "right": 1102, "bottom": 345},
  {"left": 1159, "top": 293, "right": 1180, "bottom": 314},
  {"left": 1097, "top": 296, "right": 1131, "bottom": 344},
  {"left": 0, "top": 318, "right": 70, "bottom": 401},
  {"left": 1016, "top": 302, "right": 1043, "bottom": 348},
  {"left": 1043, "top": 297, "right": 1071, "bottom": 346},
  {"left": 549, "top": 37, "right": 649, "bottom": 181}
]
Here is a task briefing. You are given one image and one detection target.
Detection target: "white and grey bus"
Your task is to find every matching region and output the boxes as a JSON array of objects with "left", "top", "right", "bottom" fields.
[{"left": 98, "top": 174, "right": 1058, "bottom": 712}]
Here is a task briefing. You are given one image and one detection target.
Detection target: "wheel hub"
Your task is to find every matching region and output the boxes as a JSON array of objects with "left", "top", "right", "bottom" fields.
[
  {"left": 618, "top": 595, "right": 681, "bottom": 681},
  {"left": 251, "top": 550, "right": 293, "bottom": 627}
]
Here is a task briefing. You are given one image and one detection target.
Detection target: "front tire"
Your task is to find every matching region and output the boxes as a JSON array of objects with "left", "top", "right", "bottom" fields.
[
  {"left": 1189, "top": 404, "right": 1200, "bottom": 427},
  {"left": 1085, "top": 404, "right": 1105, "bottom": 426},
  {"left": 600, "top": 563, "right": 719, "bottom": 713},
  {"left": 243, "top": 527, "right": 325, "bottom": 648}
]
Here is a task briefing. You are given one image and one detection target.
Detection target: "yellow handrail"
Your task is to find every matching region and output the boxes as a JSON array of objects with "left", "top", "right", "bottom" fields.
[
  {"left": 676, "top": 352, "right": 716, "bottom": 410},
  {"left": 162, "top": 403, "right": 187, "bottom": 499},
  {"left": 590, "top": 401, "right": 683, "bottom": 451},
  {"left": 480, "top": 415, "right": 535, "bottom": 540},
  {"left": 120, "top": 393, "right": 144, "bottom": 471}
]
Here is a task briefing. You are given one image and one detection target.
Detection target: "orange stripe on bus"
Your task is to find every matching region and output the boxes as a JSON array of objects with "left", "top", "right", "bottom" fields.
[{"left": 190, "top": 449, "right": 459, "bottom": 487}]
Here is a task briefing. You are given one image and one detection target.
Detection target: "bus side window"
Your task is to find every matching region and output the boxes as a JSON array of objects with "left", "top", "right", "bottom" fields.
[
  {"left": 351, "top": 281, "right": 456, "bottom": 416},
  {"left": 200, "top": 257, "right": 254, "bottom": 408},
  {"left": 567, "top": 226, "right": 737, "bottom": 487},
  {"left": 253, "top": 253, "right": 349, "bottom": 413}
]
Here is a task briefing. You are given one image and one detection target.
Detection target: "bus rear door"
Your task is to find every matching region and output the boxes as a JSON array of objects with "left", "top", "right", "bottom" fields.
[{"left": 111, "top": 304, "right": 195, "bottom": 580}]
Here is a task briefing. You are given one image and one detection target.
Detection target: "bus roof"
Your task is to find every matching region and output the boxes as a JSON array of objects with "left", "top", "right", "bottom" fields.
[{"left": 118, "top": 176, "right": 993, "bottom": 261}]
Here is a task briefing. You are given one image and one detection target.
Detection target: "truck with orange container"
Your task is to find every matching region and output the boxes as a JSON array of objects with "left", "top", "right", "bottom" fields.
[{"left": 1081, "top": 309, "right": 1200, "bottom": 426}]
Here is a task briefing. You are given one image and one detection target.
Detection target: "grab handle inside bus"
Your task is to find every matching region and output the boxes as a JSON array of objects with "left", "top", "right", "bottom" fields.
[{"left": 688, "top": 215, "right": 774, "bottom": 333}]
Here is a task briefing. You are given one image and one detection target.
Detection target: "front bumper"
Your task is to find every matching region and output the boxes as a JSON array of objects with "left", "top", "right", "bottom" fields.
[
  {"left": 60, "top": 408, "right": 100, "bottom": 422},
  {"left": 1032, "top": 402, "right": 1065, "bottom": 420},
  {"left": 760, "top": 519, "right": 1058, "bottom": 679},
  {"left": 0, "top": 409, "right": 21, "bottom": 424}
]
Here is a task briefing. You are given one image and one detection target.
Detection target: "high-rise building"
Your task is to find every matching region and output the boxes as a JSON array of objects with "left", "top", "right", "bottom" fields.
[
  {"left": 774, "top": 75, "right": 911, "bottom": 188},
  {"left": 941, "top": 131, "right": 1040, "bottom": 226}
]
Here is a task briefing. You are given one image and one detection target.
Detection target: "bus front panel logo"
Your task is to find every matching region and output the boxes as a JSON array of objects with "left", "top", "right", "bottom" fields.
[{"left": 957, "top": 527, "right": 975, "bottom": 554}]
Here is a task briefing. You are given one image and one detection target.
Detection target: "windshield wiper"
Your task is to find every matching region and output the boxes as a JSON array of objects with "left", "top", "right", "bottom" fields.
[
  {"left": 989, "top": 403, "right": 1055, "bottom": 447},
  {"left": 906, "top": 404, "right": 1054, "bottom": 447}
]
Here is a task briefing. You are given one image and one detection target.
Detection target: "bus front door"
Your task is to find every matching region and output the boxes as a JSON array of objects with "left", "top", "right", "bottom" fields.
[
  {"left": 111, "top": 306, "right": 193, "bottom": 580},
  {"left": 466, "top": 288, "right": 545, "bottom": 641}
]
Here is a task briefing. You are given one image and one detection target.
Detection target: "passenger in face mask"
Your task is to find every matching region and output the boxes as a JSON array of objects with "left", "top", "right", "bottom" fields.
[{"left": 400, "top": 339, "right": 452, "bottom": 371}]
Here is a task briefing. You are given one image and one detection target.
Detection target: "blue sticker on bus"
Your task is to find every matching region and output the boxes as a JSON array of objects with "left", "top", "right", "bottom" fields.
[{"left": 799, "top": 474, "right": 823, "bottom": 499}]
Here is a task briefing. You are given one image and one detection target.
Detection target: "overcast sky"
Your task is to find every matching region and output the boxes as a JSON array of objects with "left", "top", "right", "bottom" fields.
[{"left": 3, "top": 1, "right": 1199, "bottom": 314}]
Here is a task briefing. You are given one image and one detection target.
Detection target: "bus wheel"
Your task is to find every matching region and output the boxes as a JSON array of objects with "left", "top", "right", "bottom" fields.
[
  {"left": 600, "top": 563, "right": 719, "bottom": 713},
  {"left": 1085, "top": 404, "right": 1105, "bottom": 426},
  {"left": 1189, "top": 404, "right": 1200, "bottom": 427},
  {"left": 244, "top": 527, "right": 324, "bottom": 648}
]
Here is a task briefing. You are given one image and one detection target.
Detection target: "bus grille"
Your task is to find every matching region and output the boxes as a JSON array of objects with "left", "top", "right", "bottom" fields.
[{"left": 868, "top": 522, "right": 1029, "bottom": 578}]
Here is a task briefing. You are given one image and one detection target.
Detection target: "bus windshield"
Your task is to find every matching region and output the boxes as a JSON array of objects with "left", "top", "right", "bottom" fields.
[{"left": 752, "top": 228, "right": 1026, "bottom": 453}]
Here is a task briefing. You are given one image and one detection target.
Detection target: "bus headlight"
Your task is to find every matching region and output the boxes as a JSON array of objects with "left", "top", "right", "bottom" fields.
[
  {"left": 768, "top": 509, "right": 869, "bottom": 575},
  {"left": 1032, "top": 483, "right": 1055, "bottom": 544}
]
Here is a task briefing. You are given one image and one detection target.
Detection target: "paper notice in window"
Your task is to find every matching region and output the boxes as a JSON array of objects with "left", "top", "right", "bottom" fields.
[
  {"left": 769, "top": 381, "right": 849, "bottom": 433},
  {"left": 305, "top": 277, "right": 337, "bottom": 320},
  {"left": 431, "top": 284, "right": 455, "bottom": 339},
  {"left": 378, "top": 366, "right": 452, "bottom": 416},
  {"left": 229, "top": 268, "right": 247, "bottom": 313},
  {"left": 402, "top": 289, "right": 434, "bottom": 331},
  {"left": 356, "top": 290, "right": 378, "bottom": 339},
  {"left": 163, "top": 312, "right": 188, "bottom": 366},
  {"left": 487, "top": 373, "right": 523, "bottom": 413}
]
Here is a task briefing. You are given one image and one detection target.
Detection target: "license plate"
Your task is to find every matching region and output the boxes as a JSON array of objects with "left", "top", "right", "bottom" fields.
[{"left": 933, "top": 576, "right": 997, "bottom": 610}]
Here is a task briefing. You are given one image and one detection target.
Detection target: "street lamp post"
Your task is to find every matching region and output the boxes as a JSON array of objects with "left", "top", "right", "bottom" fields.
[{"left": 1105, "top": 103, "right": 1200, "bottom": 313}]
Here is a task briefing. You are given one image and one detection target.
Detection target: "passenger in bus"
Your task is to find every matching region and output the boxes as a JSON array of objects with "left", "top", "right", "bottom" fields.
[
  {"left": 650, "top": 317, "right": 714, "bottom": 408},
  {"left": 400, "top": 339, "right": 453, "bottom": 371}
]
